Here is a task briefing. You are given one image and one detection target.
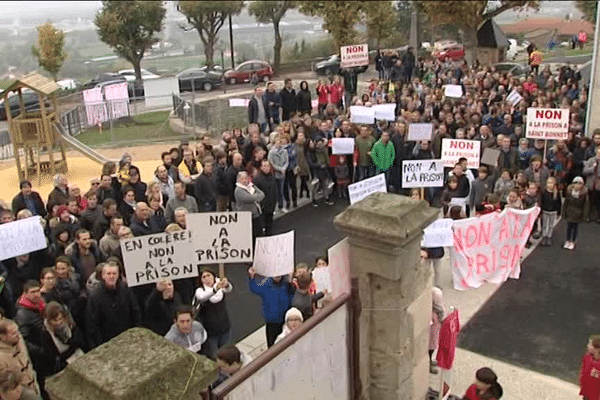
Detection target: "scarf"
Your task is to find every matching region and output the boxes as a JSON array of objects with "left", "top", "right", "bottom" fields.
[
  {"left": 236, "top": 182, "right": 255, "bottom": 194},
  {"left": 44, "top": 319, "right": 72, "bottom": 352},
  {"left": 18, "top": 295, "right": 45, "bottom": 314}
]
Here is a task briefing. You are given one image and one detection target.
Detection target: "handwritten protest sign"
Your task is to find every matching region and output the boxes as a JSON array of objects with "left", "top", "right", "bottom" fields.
[
  {"left": 450, "top": 206, "right": 540, "bottom": 290},
  {"left": 328, "top": 238, "right": 351, "bottom": 299},
  {"left": 441, "top": 138, "right": 481, "bottom": 168},
  {"left": 402, "top": 159, "right": 444, "bottom": 188},
  {"left": 188, "top": 212, "right": 253, "bottom": 264},
  {"left": 408, "top": 123, "right": 433, "bottom": 141},
  {"left": 444, "top": 84, "right": 463, "bottom": 98},
  {"left": 423, "top": 218, "right": 454, "bottom": 247},
  {"left": 120, "top": 230, "right": 198, "bottom": 287},
  {"left": 340, "top": 44, "right": 369, "bottom": 68},
  {"left": 526, "top": 108, "right": 569, "bottom": 140},
  {"left": 506, "top": 90, "right": 523, "bottom": 106},
  {"left": 349, "top": 106, "right": 375, "bottom": 124},
  {"left": 253, "top": 231, "right": 294, "bottom": 277},
  {"left": 480, "top": 148, "right": 500, "bottom": 167},
  {"left": 229, "top": 99, "right": 249, "bottom": 107},
  {"left": 312, "top": 267, "right": 332, "bottom": 294},
  {"left": 332, "top": 138, "right": 355, "bottom": 155},
  {"left": 348, "top": 173, "right": 387, "bottom": 204},
  {"left": 372, "top": 103, "right": 396, "bottom": 121},
  {"left": 0, "top": 217, "right": 46, "bottom": 260}
]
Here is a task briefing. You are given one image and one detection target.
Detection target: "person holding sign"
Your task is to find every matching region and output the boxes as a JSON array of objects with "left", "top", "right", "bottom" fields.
[{"left": 165, "top": 305, "right": 207, "bottom": 354}]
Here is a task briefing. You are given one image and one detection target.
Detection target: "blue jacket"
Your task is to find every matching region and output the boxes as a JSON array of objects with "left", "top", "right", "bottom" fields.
[{"left": 248, "top": 277, "right": 295, "bottom": 323}]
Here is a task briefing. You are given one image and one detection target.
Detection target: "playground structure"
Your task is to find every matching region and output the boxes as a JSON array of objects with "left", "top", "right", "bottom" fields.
[{"left": 2, "top": 73, "right": 67, "bottom": 185}]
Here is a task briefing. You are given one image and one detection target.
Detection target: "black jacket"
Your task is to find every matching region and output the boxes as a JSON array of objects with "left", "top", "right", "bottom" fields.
[
  {"left": 14, "top": 302, "right": 45, "bottom": 367},
  {"left": 247, "top": 96, "right": 268, "bottom": 124},
  {"left": 279, "top": 87, "right": 298, "bottom": 121},
  {"left": 5, "top": 250, "right": 49, "bottom": 299},
  {"left": 119, "top": 202, "right": 135, "bottom": 226},
  {"left": 39, "top": 324, "right": 85, "bottom": 379},
  {"left": 80, "top": 207, "right": 101, "bottom": 232},
  {"left": 130, "top": 215, "right": 162, "bottom": 237},
  {"left": 339, "top": 65, "right": 368, "bottom": 96},
  {"left": 194, "top": 173, "right": 218, "bottom": 211},
  {"left": 297, "top": 89, "right": 312, "bottom": 115},
  {"left": 68, "top": 243, "right": 103, "bottom": 285},
  {"left": 224, "top": 165, "right": 244, "bottom": 202},
  {"left": 195, "top": 287, "right": 231, "bottom": 336},
  {"left": 92, "top": 212, "right": 111, "bottom": 240},
  {"left": 47, "top": 187, "right": 69, "bottom": 213},
  {"left": 129, "top": 181, "right": 148, "bottom": 203},
  {"left": 144, "top": 289, "right": 182, "bottom": 336},
  {"left": 253, "top": 171, "right": 278, "bottom": 214},
  {"left": 86, "top": 281, "right": 142, "bottom": 349},
  {"left": 12, "top": 192, "right": 47, "bottom": 217}
]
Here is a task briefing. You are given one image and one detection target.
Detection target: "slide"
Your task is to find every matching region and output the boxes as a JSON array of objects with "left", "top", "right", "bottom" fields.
[{"left": 53, "top": 122, "right": 111, "bottom": 165}]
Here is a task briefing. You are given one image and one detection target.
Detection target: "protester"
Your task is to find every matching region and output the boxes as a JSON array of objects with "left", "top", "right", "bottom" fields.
[
  {"left": 580, "top": 337, "right": 600, "bottom": 400},
  {"left": 165, "top": 305, "right": 207, "bottom": 354},
  {"left": 562, "top": 176, "right": 589, "bottom": 250},
  {"left": 0, "top": 319, "right": 39, "bottom": 395},
  {"left": 274, "top": 307, "right": 303, "bottom": 344},
  {"left": 234, "top": 171, "right": 265, "bottom": 240},
  {"left": 144, "top": 279, "right": 182, "bottom": 337},
  {"left": 210, "top": 344, "right": 252, "bottom": 390}
]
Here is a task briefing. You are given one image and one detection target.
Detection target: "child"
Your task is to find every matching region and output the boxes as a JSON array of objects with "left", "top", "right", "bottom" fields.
[
  {"left": 540, "top": 177, "right": 561, "bottom": 246},
  {"left": 292, "top": 274, "right": 326, "bottom": 321},
  {"left": 210, "top": 344, "right": 252, "bottom": 390},
  {"left": 579, "top": 338, "right": 600, "bottom": 400},
  {"left": 494, "top": 169, "right": 514, "bottom": 203},
  {"left": 441, "top": 176, "right": 460, "bottom": 216},
  {"left": 522, "top": 181, "right": 541, "bottom": 247},
  {"left": 117, "top": 157, "right": 131, "bottom": 186},
  {"left": 292, "top": 262, "right": 316, "bottom": 295},
  {"left": 334, "top": 155, "right": 350, "bottom": 199},
  {"left": 469, "top": 166, "right": 493, "bottom": 212},
  {"left": 476, "top": 193, "right": 502, "bottom": 216},
  {"left": 562, "top": 176, "right": 589, "bottom": 250},
  {"left": 410, "top": 188, "right": 422, "bottom": 201},
  {"left": 463, "top": 367, "right": 503, "bottom": 400},
  {"left": 505, "top": 188, "right": 523, "bottom": 210}
]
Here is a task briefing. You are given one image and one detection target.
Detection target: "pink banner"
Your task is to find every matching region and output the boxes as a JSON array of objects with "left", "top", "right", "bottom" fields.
[
  {"left": 450, "top": 206, "right": 540, "bottom": 290},
  {"left": 83, "top": 87, "right": 108, "bottom": 126}
]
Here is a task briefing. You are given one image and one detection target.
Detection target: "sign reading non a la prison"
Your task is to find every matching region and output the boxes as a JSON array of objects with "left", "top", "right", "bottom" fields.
[
  {"left": 441, "top": 139, "right": 481, "bottom": 168},
  {"left": 340, "top": 44, "right": 369, "bottom": 68},
  {"left": 526, "top": 108, "right": 569, "bottom": 140}
]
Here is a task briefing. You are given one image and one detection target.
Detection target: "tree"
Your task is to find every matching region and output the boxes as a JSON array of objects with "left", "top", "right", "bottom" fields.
[
  {"left": 364, "top": 1, "right": 396, "bottom": 48},
  {"left": 248, "top": 1, "right": 295, "bottom": 74},
  {"left": 298, "top": 1, "right": 364, "bottom": 49},
  {"left": 95, "top": 1, "right": 166, "bottom": 81},
  {"left": 415, "top": 0, "right": 539, "bottom": 63},
  {"left": 575, "top": 0, "right": 598, "bottom": 24},
  {"left": 178, "top": 2, "right": 244, "bottom": 69},
  {"left": 31, "top": 23, "right": 67, "bottom": 81}
]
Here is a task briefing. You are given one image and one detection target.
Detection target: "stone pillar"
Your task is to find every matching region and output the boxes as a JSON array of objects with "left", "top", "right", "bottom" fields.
[
  {"left": 585, "top": 6, "right": 600, "bottom": 136},
  {"left": 46, "top": 328, "right": 217, "bottom": 400},
  {"left": 334, "top": 192, "right": 439, "bottom": 400}
]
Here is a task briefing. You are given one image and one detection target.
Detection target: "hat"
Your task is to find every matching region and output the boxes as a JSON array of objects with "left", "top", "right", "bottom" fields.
[
  {"left": 285, "top": 307, "right": 303, "bottom": 323},
  {"left": 573, "top": 176, "right": 584, "bottom": 184}
]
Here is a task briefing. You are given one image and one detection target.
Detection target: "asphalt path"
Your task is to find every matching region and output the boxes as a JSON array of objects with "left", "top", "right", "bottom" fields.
[{"left": 224, "top": 198, "right": 347, "bottom": 343}]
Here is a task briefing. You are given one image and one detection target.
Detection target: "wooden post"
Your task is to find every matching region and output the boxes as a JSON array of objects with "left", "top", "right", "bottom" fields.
[
  {"left": 39, "top": 92, "right": 55, "bottom": 181},
  {"left": 17, "top": 89, "right": 25, "bottom": 116},
  {"left": 543, "top": 139, "right": 547, "bottom": 163},
  {"left": 53, "top": 95, "right": 68, "bottom": 173},
  {"left": 420, "top": 187, "right": 425, "bottom": 200},
  {"left": 218, "top": 262, "right": 225, "bottom": 279}
]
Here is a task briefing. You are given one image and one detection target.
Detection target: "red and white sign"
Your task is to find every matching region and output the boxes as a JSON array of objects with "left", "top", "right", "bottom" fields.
[
  {"left": 436, "top": 309, "right": 460, "bottom": 370},
  {"left": 450, "top": 206, "right": 540, "bottom": 290},
  {"left": 526, "top": 107, "right": 569, "bottom": 140},
  {"left": 441, "top": 139, "right": 481, "bottom": 169},
  {"left": 340, "top": 44, "right": 369, "bottom": 68}
]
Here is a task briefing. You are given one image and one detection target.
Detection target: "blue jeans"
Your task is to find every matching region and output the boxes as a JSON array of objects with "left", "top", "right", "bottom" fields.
[
  {"left": 376, "top": 168, "right": 392, "bottom": 187},
  {"left": 356, "top": 165, "right": 372, "bottom": 182},
  {"left": 275, "top": 177, "right": 285, "bottom": 208},
  {"left": 204, "top": 330, "right": 231, "bottom": 360},
  {"left": 566, "top": 222, "right": 579, "bottom": 241}
]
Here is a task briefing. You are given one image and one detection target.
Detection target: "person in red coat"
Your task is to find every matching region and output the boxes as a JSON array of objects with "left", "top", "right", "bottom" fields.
[
  {"left": 463, "top": 367, "right": 503, "bottom": 400},
  {"left": 580, "top": 337, "right": 600, "bottom": 400},
  {"left": 316, "top": 79, "right": 330, "bottom": 117}
]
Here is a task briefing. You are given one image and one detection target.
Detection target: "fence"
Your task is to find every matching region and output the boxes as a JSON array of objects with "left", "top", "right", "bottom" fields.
[{"left": 212, "top": 289, "right": 359, "bottom": 400}]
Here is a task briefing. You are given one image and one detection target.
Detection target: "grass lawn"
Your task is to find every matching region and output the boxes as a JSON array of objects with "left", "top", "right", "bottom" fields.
[{"left": 76, "top": 110, "right": 183, "bottom": 147}]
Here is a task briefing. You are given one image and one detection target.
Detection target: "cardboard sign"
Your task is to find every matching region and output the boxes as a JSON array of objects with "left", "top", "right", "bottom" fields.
[
  {"left": 444, "top": 84, "right": 463, "bottom": 98},
  {"left": 327, "top": 238, "right": 351, "bottom": 299},
  {"left": 506, "top": 90, "right": 523, "bottom": 106},
  {"left": 332, "top": 138, "right": 355, "bottom": 155},
  {"left": 348, "top": 173, "right": 387, "bottom": 204},
  {"left": 349, "top": 106, "right": 375, "bottom": 124},
  {"left": 480, "top": 148, "right": 501, "bottom": 167},
  {"left": 253, "top": 231, "right": 294, "bottom": 277},
  {"left": 188, "top": 212, "right": 253, "bottom": 264},
  {"left": 450, "top": 207, "right": 540, "bottom": 290},
  {"left": 229, "top": 99, "right": 250, "bottom": 107},
  {"left": 423, "top": 218, "right": 454, "bottom": 247},
  {"left": 120, "top": 230, "right": 198, "bottom": 287},
  {"left": 441, "top": 138, "right": 481, "bottom": 168},
  {"left": 526, "top": 108, "right": 569, "bottom": 140},
  {"left": 0, "top": 217, "right": 46, "bottom": 260},
  {"left": 402, "top": 159, "right": 445, "bottom": 188},
  {"left": 372, "top": 103, "right": 396, "bottom": 121},
  {"left": 340, "top": 43, "right": 369, "bottom": 68},
  {"left": 408, "top": 123, "right": 433, "bottom": 141}
]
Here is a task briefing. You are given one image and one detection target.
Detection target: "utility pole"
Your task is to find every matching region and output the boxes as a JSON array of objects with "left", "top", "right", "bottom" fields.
[
  {"left": 409, "top": 9, "right": 419, "bottom": 50},
  {"left": 229, "top": 13, "right": 235, "bottom": 69}
]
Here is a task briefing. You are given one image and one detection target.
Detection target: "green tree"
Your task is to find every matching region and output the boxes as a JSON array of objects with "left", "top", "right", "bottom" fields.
[
  {"left": 415, "top": 0, "right": 539, "bottom": 63},
  {"left": 298, "top": 1, "right": 364, "bottom": 48},
  {"left": 94, "top": 1, "right": 166, "bottom": 81},
  {"left": 364, "top": 1, "right": 396, "bottom": 48},
  {"left": 178, "top": 2, "right": 244, "bottom": 70},
  {"left": 31, "top": 23, "right": 67, "bottom": 81},
  {"left": 248, "top": 1, "right": 295, "bottom": 74},
  {"left": 575, "top": 0, "right": 598, "bottom": 24}
]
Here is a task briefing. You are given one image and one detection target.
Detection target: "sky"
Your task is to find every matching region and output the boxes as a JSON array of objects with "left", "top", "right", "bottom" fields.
[{"left": 0, "top": 1, "right": 101, "bottom": 18}]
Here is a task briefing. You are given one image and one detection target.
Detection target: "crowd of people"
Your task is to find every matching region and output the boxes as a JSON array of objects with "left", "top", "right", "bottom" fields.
[{"left": 0, "top": 43, "right": 595, "bottom": 398}]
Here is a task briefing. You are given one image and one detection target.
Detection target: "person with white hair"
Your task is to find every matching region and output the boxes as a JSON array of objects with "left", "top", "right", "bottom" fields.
[
  {"left": 47, "top": 174, "right": 69, "bottom": 214},
  {"left": 234, "top": 171, "right": 265, "bottom": 240}
]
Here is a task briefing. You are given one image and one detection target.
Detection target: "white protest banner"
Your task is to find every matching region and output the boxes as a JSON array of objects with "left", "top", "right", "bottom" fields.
[
  {"left": 423, "top": 218, "right": 454, "bottom": 247},
  {"left": 340, "top": 43, "right": 369, "bottom": 68},
  {"left": 372, "top": 103, "right": 396, "bottom": 121},
  {"left": 229, "top": 99, "right": 249, "bottom": 107},
  {"left": 444, "top": 84, "right": 463, "bottom": 98},
  {"left": 450, "top": 206, "right": 540, "bottom": 290},
  {"left": 526, "top": 108, "right": 569, "bottom": 140},
  {"left": 408, "top": 123, "right": 433, "bottom": 141},
  {"left": 0, "top": 217, "right": 46, "bottom": 260},
  {"left": 348, "top": 173, "right": 387, "bottom": 205},
  {"left": 120, "top": 230, "right": 198, "bottom": 287},
  {"left": 312, "top": 267, "right": 331, "bottom": 294},
  {"left": 253, "top": 231, "right": 294, "bottom": 277},
  {"left": 349, "top": 106, "right": 375, "bottom": 124},
  {"left": 327, "top": 238, "right": 350, "bottom": 299},
  {"left": 402, "top": 159, "right": 444, "bottom": 188},
  {"left": 480, "top": 147, "right": 500, "bottom": 167},
  {"left": 188, "top": 212, "right": 253, "bottom": 264},
  {"left": 506, "top": 90, "right": 523, "bottom": 106},
  {"left": 441, "top": 138, "right": 481, "bottom": 168},
  {"left": 332, "top": 138, "right": 355, "bottom": 155}
]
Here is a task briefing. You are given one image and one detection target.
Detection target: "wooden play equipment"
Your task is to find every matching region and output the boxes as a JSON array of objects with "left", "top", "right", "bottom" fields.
[{"left": 2, "top": 73, "right": 67, "bottom": 185}]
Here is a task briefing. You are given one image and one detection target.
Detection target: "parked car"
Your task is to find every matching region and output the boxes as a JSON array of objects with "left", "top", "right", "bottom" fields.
[
  {"left": 224, "top": 60, "right": 273, "bottom": 84},
  {"left": 492, "top": 62, "right": 529, "bottom": 77},
  {"left": 314, "top": 54, "right": 340, "bottom": 75},
  {"left": 0, "top": 91, "right": 48, "bottom": 121},
  {"left": 198, "top": 65, "right": 223, "bottom": 72},
  {"left": 432, "top": 43, "right": 465, "bottom": 62},
  {"left": 118, "top": 69, "right": 161, "bottom": 82},
  {"left": 82, "top": 73, "right": 126, "bottom": 90},
  {"left": 176, "top": 68, "right": 223, "bottom": 92}
]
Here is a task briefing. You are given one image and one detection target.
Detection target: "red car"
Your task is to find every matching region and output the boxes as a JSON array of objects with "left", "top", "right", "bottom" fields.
[
  {"left": 224, "top": 60, "right": 273, "bottom": 84},
  {"left": 433, "top": 44, "right": 465, "bottom": 62}
]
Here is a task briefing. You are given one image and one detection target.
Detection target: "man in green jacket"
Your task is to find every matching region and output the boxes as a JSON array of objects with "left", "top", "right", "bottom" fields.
[{"left": 370, "top": 131, "right": 395, "bottom": 185}]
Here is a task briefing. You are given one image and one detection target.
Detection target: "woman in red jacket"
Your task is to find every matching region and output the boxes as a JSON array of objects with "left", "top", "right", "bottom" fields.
[
  {"left": 463, "top": 367, "right": 503, "bottom": 400},
  {"left": 316, "top": 79, "right": 329, "bottom": 117},
  {"left": 580, "top": 337, "right": 600, "bottom": 400}
]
